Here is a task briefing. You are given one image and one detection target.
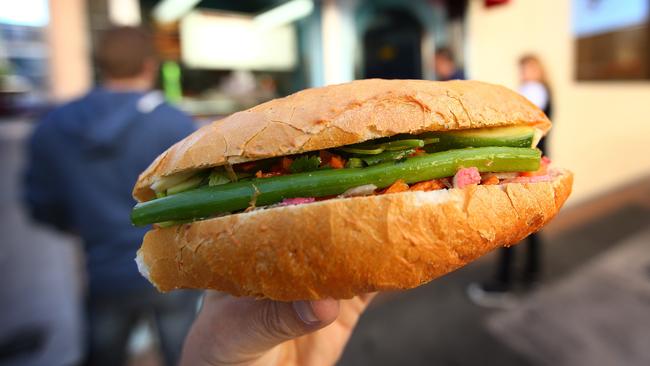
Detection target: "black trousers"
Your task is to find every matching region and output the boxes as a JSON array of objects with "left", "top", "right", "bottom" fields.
[
  {"left": 84, "top": 288, "right": 199, "bottom": 366},
  {"left": 496, "top": 233, "right": 541, "bottom": 288},
  {"left": 493, "top": 136, "right": 547, "bottom": 288}
]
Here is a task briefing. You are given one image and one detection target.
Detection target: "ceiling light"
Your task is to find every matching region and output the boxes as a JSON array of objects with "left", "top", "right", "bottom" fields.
[
  {"left": 254, "top": 0, "right": 314, "bottom": 29},
  {"left": 153, "top": 0, "right": 201, "bottom": 23}
]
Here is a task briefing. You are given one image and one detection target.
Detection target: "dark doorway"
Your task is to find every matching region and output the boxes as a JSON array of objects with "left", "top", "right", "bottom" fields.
[{"left": 363, "top": 9, "right": 423, "bottom": 79}]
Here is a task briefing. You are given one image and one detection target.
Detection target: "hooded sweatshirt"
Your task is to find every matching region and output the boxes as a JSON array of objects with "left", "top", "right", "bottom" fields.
[{"left": 24, "top": 88, "right": 195, "bottom": 297}]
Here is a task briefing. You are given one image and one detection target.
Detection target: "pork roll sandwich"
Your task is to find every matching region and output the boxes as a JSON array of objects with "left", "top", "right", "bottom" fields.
[{"left": 131, "top": 79, "right": 572, "bottom": 301}]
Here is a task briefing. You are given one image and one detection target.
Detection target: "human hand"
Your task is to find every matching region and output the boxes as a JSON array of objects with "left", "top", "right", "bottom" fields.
[{"left": 180, "top": 291, "right": 374, "bottom": 366}]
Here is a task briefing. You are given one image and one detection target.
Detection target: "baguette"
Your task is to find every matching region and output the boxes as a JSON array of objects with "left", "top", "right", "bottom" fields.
[{"left": 132, "top": 79, "right": 570, "bottom": 301}]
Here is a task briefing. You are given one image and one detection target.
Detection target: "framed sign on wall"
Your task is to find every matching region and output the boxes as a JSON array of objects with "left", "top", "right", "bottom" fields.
[{"left": 573, "top": 0, "right": 649, "bottom": 80}]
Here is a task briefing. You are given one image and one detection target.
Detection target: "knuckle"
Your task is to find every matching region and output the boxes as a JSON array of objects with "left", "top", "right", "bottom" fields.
[{"left": 257, "top": 302, "right": 301, "bottom": 340}]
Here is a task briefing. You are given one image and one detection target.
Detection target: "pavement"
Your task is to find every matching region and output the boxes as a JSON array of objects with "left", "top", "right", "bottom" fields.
[{"left": 487, "top": 229, "right": 650, "bottom": 366}]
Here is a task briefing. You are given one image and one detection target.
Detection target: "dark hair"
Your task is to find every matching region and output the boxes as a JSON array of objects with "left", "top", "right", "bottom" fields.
[
  {"left": 435, "top": 47, "right": 455, "bottom": 63},
  {"left": 95, "top": 27, "right": 157, "bottom": 79}
]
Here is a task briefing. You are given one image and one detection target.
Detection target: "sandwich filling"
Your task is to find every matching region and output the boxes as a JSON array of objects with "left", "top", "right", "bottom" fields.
[{"left": 131, "top": 125, "right": 552, "bottom": 227}]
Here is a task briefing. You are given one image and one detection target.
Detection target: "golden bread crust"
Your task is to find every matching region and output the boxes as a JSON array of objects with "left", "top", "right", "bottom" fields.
[
  {"left": 133, "top": 80, "right": 551, "bottom": 201},
  {"left": 136, "top": 170, "right": 572, "bottom": 301}
]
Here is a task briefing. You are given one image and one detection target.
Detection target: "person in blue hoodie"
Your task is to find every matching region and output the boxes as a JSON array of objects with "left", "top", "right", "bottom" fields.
[{"left": 24, "top": 27, "right": 197, "bottom": 366}]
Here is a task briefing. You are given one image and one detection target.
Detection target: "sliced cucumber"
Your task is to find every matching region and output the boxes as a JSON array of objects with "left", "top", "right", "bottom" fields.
[
  {"left": 150, "top": 170, "right": 196, "bottom": 194},
  {"left": 422, "top": 125, "right": 535, "bottom": 152},
  {"left": 532, "top": 128, "right": 544, "bottom": 148},
  {"left": 346, "top": 158, "right": 365, "bottom": 168},
  {"left": 167, "top": 174, "right": 205, "bottom": 195}
]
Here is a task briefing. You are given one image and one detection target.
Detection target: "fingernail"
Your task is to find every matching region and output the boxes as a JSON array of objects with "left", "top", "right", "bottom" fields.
[{"left": 292, "top": 301, "right": 320, "bottom": 325}]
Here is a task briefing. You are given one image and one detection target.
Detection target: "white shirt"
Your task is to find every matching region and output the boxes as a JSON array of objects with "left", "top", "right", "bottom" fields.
[{"left": 519, "top": 81, "right": 549, "bottom": 110}]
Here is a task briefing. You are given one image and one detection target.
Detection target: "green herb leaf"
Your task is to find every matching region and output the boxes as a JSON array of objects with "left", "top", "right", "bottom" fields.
[{"left": 290, "top": 156, "right": 321, "bottom": 173}]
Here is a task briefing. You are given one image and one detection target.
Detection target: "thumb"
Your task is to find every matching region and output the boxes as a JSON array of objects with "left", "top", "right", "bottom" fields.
[
  {"left": 240, "top": 299, "right": 340, "bottom": 354},
  {"left": 181, "top": 293, "right": 340, "bottom": 366}
]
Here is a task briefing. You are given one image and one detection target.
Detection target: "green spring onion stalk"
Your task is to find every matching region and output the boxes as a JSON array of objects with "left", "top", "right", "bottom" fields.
[
  {"left": 131, "top": 147, "right": 540, "bottom": 226},
  {"left": 340, "top": 146, "right": 385, "bottom": 155},
  {"left": 379, "top": 139, "right": 424, "bottom": 151},
  {"left": 361, "top": 149, "right": 415, "bottom": 166},
  {"left": 341, "top": 138, "right": 426, "bottom": 155}
]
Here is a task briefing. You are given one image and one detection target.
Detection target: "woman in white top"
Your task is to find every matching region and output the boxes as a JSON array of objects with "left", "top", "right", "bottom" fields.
[
  {"left": 519, "top": 54, "right": 552, "bottom": 153},
  {"left": 468, "top": 54, "right": 552, "bottom": 307}
]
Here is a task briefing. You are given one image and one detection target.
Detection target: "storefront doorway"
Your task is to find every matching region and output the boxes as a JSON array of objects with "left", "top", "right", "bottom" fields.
[{"left": 362, "top": 8, "right": 423, "bottom": 79}]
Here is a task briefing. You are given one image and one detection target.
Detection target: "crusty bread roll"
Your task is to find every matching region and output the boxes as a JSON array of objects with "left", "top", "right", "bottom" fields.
[
  {"left": 133, "top": 79, "right": 570, "bottom": 301},
  {"left": 133, "top": 80, "right": 550, "bottom": 201},
  {"left": 136, "top": 169, "right": 572, "bottom": 300}
]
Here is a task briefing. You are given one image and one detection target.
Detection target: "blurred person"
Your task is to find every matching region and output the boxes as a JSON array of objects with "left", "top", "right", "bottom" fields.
[
  {"left": 518, "top": 55, "right": 552, "bottom": 151},
  {"left": 468, "top": 54, "right": 552, "bottom": 307},
  {"left": 222, "top": 70, "right": 256, "bottom": 97},
  {"left": 220, "top": 70, "right": 259, "bottom": 108},
  {"left": 258, "top": 74, "right": 279, "bottom": 102},
  {"left": 23, "top": 27, "right": 198, "bottom": 365},
  {"left": 433, "top": 47, "right": 466, "bottom": 81},
  {"left": 179, "top": 293, "right": 374, "bottom": 366}
]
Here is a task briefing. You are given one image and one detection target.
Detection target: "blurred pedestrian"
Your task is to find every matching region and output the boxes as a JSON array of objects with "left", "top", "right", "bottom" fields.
[
  {"left": 433, "top": 47, "right": 466, "bottom": 81},
  {"left": 468, "top": 54, "right": 552, "bottom": 307},
  {"left": 24, "top": 27, "right": 198, "bottom": 365},
  {"left": 518, "top": 54, "right": 552, "bottom": 151}
]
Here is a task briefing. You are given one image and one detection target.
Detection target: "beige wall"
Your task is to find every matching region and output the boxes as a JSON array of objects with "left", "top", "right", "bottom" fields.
[
  {"left": 48, "top": 0, "right": 92, "bottom": 101},
  {"left": 467, "top": 0, "right": 650, "bottom": 204}
]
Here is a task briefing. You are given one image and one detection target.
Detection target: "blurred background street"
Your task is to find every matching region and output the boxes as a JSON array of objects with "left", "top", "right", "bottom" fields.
[{"left": 1, "top": 0, "right": 649, "bottom": 365}]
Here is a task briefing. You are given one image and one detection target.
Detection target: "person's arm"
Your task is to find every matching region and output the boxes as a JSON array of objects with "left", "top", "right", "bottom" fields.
[
  {"left": 23, "top": 123, "right": 70, "bottom": 231},
  {"left": 180, "top": 293, "right": 374, "bottom": 366}
]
